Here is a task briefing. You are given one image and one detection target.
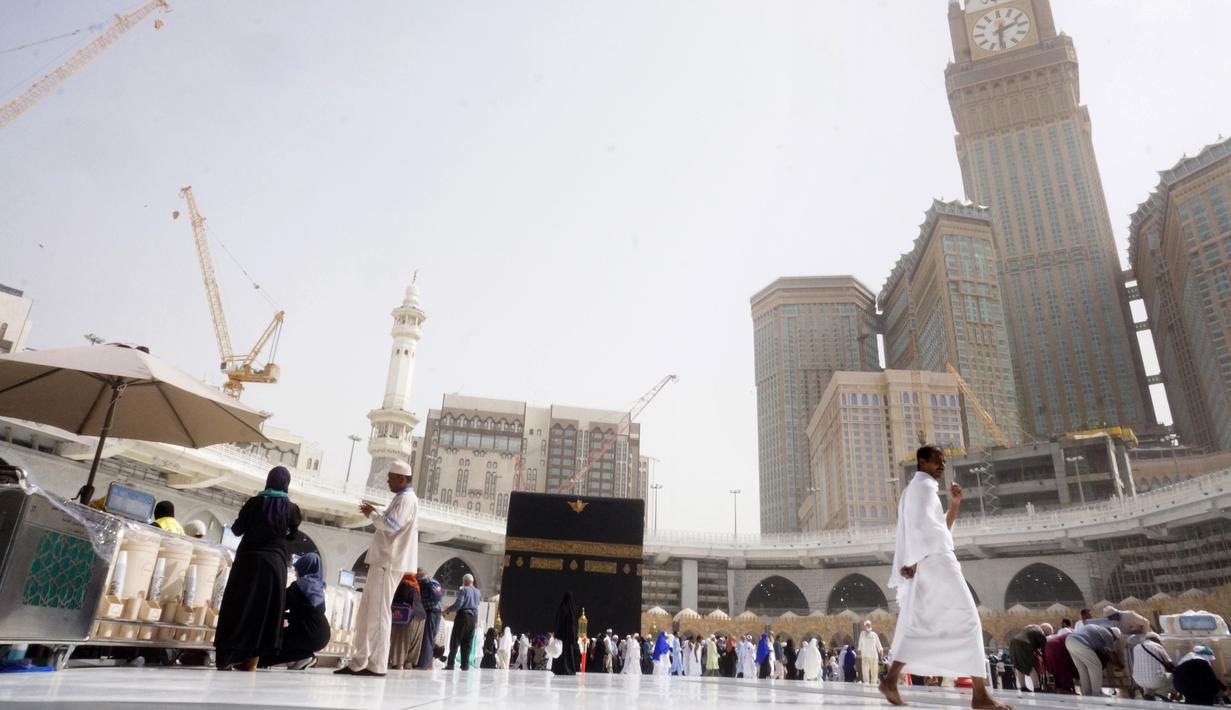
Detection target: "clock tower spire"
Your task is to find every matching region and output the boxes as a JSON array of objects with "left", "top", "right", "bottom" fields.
[{"left": 943, "top": 0, "right": 1156, "bottom": 438}]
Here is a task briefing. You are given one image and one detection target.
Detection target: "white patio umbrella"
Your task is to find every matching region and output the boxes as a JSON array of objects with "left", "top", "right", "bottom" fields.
[{"left": 0, "top": 343, "right": 269, "bottom": 502}]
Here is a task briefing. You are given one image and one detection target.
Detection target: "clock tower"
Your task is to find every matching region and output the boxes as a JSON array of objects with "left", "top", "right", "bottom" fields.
[{"left": 944, "top": 0, "right": 1155, "bottom": 437}]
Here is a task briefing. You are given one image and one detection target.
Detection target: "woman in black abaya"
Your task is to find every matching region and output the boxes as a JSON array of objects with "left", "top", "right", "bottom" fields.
[
  {"left": 551, "top": 591, "right": 581, "bottom": 675},
  {"left": 214, "top": 466, "right": 302, "bottom": 670}
]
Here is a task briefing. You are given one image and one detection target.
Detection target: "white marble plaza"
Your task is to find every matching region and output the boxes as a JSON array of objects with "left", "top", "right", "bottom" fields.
[{"left": 0, "top": 667, "right": 1172, "bottom": 710}]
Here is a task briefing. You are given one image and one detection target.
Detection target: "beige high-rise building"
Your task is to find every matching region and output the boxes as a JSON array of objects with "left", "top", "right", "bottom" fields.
[
  {"left": 802, "top": 370, "right": 964, "bottom": 531},
  {"left": 751, "top": 276, "right": 880, "bottom": 533},
  {"left": 945, "top": 0, "right": 1154, "bottom": 436},
  {"left": 1129, "top": 137, "right": 1231, "bottom": 452},
  {"left": 416, "top": 394, "right": 645, "bottom": 517},
  {"left": 881, "top": 199, "right": 1022, "bottom": 449}
]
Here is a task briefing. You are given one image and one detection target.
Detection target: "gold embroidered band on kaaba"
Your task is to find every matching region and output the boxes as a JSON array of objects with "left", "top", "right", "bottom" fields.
[{"left": 504, "top": 536, "right": 643, "bottom": 559}]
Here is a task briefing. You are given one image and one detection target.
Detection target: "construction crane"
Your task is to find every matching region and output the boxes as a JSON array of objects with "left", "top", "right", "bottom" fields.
[
  {"left": 0, "top": 0, "right": 170, "bottom": 130},
  {"left": 176, "top": 186, "right": 284, "bottom": 398},
  {"left": 945, "top": 362, "right": 1010, "bottom": 448},
  {"left": 550, "top": 375, "right": 678, "bottom": 495}
]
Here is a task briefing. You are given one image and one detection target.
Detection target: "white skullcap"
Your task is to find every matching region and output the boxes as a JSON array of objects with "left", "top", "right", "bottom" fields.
[{"left": 387, "top": 460, "right": 412, "bottom": 478}]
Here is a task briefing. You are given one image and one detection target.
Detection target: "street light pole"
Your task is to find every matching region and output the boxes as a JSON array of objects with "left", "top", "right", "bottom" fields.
[
  {"left": 729, "top": 489, "right": 741, "bottom": 539},
  {"left": 969, "top": 465, "right": 988, "bottom": 519},
  {"left": 1065, "top": 455, "right": 1087, "bottom": 506},
  {"left": 650, "top": 483, "right": 663, "bottom": 531},
  {"left": 346, "top": 434, "right": 362, "bottom": 489}
]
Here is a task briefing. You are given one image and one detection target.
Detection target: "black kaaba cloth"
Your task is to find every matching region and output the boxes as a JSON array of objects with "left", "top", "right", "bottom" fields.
[{"left": 499, "top": 492, "right": 644, "bottom": 637}]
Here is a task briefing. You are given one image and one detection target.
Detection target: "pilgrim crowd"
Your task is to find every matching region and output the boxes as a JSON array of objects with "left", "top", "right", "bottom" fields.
[{"left": 136, "top": 457, "right": 1227, "bottom": 706}]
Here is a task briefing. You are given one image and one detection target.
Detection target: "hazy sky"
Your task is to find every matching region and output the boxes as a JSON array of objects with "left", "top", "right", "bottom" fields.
[{"left": 2, "top": 1, "right": 1228, "bottom": 534}]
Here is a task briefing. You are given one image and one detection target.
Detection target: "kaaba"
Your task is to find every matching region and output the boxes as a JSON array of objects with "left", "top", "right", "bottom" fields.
[{"left": 499, "top": 491, "right": 644, "bottom": 637}]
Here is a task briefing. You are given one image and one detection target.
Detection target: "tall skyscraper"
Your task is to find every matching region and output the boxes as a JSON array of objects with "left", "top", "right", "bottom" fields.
[
  {"left": 802, "top": 370, "right": 964, "bottom": 530},
  {"left": 751, "top": 276, "right": 880, "bottom": 533},
  {"left": 881, "top": 199, "right": 1022, "bottom": 449},
  {"left": 945, "top": 0, "right": 1154, "bottom": 436},
  {"left": 1129, "top": 137, "right": 1231, "bottom": 452},
  {"left": 365, "top": 277, "right": 426, "bottom": 488}
]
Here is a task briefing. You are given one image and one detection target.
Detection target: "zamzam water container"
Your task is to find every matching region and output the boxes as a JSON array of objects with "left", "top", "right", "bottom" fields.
[
  {"left": 110, "top": 526, "right": 162, "bottom": 607},
  {"left": 1159, "top": 610, "right": 1231, "bottom": 680},
  {"left": 153, "top": 535, "right": 195, "bottom": 630}
]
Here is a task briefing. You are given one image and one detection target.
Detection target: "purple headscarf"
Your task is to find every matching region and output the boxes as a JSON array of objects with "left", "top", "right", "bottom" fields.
[
  {"left": 292, "top": 551, "right": 326, "bottom": 607},
  {"left": 257, "top": 466, "right": 293, "bottom": 530}
]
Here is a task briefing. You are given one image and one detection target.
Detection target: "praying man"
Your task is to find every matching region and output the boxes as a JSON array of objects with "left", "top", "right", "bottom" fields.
[{"left": 879, "top": 446, "right": 1010, "bottom": 709}]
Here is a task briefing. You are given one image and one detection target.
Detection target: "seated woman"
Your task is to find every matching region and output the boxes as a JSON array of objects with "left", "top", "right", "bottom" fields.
[{"left": 259, "top": 552, "right": 330, "bottom": 669}]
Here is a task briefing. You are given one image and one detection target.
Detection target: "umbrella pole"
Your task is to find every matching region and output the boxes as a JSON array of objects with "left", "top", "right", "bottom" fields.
[{"left": 77, "top": 383, "right": 125, "bottom": 504}]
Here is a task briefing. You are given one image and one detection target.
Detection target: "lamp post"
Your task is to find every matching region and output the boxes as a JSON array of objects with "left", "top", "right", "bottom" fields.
[
  {"left": 346, "top": 434, "right": 362, "bottom": 489},
  {"left": 1064, "top": 455, "right": 1087, "bottom": 506},
  {"left": 969, "top": 464, "right": 989, "bottom": 519},
  {"left": 650, "top": 483, "right": 663, "bottom": 531},
  {"left": 729, "top": 489, "right": 741, "bottom": 540}
]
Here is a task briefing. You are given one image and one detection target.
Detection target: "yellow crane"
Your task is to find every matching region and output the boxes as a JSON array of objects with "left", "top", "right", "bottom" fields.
[
  {"left": 175, "top": 186, "right": 284, "bottom": 398},
  {"left": 0, "top": 0, "right": 170, "bottom": 130},
  {"left": 945, "top": 362, "right": 1010, "bottom": 448}
]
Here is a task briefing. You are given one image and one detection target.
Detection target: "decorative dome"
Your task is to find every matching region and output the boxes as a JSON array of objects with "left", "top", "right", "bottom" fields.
[
  {"left": 707, "top": 609, "right": 730, "bottom": 619},
  {"left": 779, "top": 611, "right": 798, "bottom": 618},
  {"left": 1046, "top": 603, "right": 1071, "bottom": 614},
  {"left": 837, "top": 609, "right": 859, "bottom": 620},
  {"left": 869, "top": 608, "right": 892, "bottom": 618},
  {"left": 645, "top": 606, "right": 669, "bottom": 616},
  {"left": 673, "top": 608, "right": 700, "bottom": 621},
  {"left": 1007, "top": 604, "right": 1030, "bottom": 615},
  {"left": 1180, "top": 588, "right": 1206, "bottom": 599},
  {"left": 736, "top": 611, "right": 760, "bottom": 620}
]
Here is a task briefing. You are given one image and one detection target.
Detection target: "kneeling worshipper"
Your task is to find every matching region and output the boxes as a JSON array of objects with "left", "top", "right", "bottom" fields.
[
  {"left": 879, "top": 446, "right": 1010, "bottom": 709},
  {"left": 1173, "top": 646, "right": 1227, "bottom": 706},
  {"left": 259, "top": 552, "right": 330, "bottom": 669}
]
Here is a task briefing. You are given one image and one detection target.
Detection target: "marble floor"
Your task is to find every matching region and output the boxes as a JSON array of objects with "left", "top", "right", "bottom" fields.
[{"left": 0, "top": 668, "right": 1173, "bottom": 710}]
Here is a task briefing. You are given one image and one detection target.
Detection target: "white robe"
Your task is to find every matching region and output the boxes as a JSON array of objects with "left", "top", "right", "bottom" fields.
[
  {"left": 653, "top": 655, "right": 670, "bottom": 675},
  {"left": 669, "top": 635, "right": 682, "bottom": 674},
  {"left": 888, "top": 471, "right": 986, "bottom": 678},
  {"left": 685, "top": 641, "right": 703, "bottom": 676},
  {"left": 498, "top": 629, "right": 513, "bottom": 669},
  {"left": 620, "top": 637, "right": 641, "bottom": 675},
  {"left": 515, "top": 635, "right": 531, "bottom": 670},
  {"left": 800, "top": 640, "right": 823, "bottom": 682},
  {"left": 740, "top": 640, "right": 758, "bottom": 679}
]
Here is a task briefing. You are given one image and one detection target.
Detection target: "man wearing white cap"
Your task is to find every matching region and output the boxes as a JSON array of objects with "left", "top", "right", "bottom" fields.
[{"left": 336, "top": 460, "right": 419, "bottom": 677}]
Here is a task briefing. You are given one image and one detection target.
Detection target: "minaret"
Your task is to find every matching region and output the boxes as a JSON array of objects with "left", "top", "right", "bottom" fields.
[{"left": 365, "top": 275, "right": 426, "bottom": 488}]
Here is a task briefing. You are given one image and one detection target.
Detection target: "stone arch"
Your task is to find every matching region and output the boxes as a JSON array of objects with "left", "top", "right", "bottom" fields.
[
  {"left": 1004, "top": 562, "right": 1084, "bottom": 610},
  {"left": 435, "top": 556, "right": 478, "bottom": 590},
  {"left": 827, "top": 573, "right": 888, "bottom": 613},
  {"left": 745, "top": 575, "right": 809, "bottom": 616}
]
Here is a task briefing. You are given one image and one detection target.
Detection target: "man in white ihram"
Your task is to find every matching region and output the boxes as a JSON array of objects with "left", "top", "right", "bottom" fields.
[
  {"left": 879, "top": 446, "right": 1010, "bottom": 709},
  {"left": 335, "top": 460, "right": 419, "bottom": 677}
]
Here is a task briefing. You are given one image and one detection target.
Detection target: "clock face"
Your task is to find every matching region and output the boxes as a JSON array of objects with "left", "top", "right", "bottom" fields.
[{"left": 972, "top": 7, "right": 1031, "bottom": 52}]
